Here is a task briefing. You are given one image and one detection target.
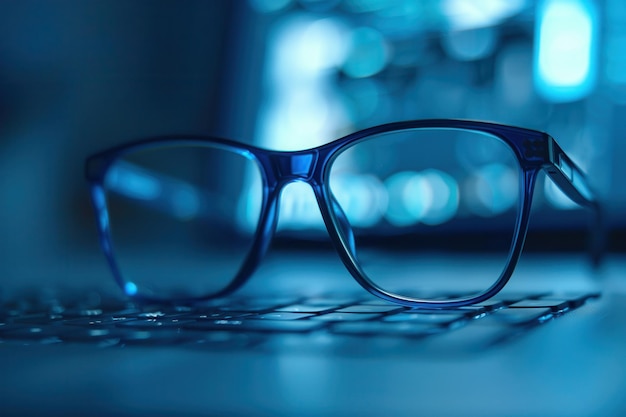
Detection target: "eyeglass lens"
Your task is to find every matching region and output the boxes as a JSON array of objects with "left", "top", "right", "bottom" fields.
[
  {"left": 101, "top": 128, "right": 521, "bottom": 301},
  {"left": 327, "top": 128, "right": 521, "bottom": 299},
  {"left": 102, "top": 144, "right": 263, "bottom": 299}
]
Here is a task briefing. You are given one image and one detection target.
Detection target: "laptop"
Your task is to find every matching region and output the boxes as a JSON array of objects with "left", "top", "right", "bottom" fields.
[
  {"left": 0, "top": 247, "right": 624, "bottom": 417},
  {"left": 1, "top": 1, "right": 626, "bottom": 416}
]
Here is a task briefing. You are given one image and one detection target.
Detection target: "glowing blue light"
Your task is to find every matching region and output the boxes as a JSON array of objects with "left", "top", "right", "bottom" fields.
[
  {"left": 544, "top": 176, "right": 578, "bottom": 210},
  {"left": 605, "top": 33, "right": 626, "bottom": 85},
  {"left": 469, "top": 163, "right": 518, "bottom": 216},
  {"left": 603, "top": 0, "right": 626, "bottom": 102},
  {"left": 237, "top": 166, "right": 263, "bottom": 233},
  {"left": 91, "top": 185, "right": 107, "bottom": 210},
  {"left": 273, "top": 17, "right": 347, "bottom": 79},
  {"left": 330, "top": 173, "right": 387, "bottom": 228},
  {"left": 259, "top": 16, "right": 349, "bottom": 152},
  {"left": 124, "top": 282, "right": 138, "bottom": 296},
  {"left": 283, "top": 89, "right": 334, "bottom": 142},
  {"left": 384, "top": 170, "right": 459, "bottom": 227},
  {"left": 385, "top": 171, "right": 431, "bottom": 226},
  {"left": 444, "top": 0, "right": 525, "bottom": 30},
  {"left": 343, "top": 26, "right": 388, "bottom": 78},
  {"left": 534, "top": 0, "right": 598, "bottom": 102},
  {"left": 442, "top": 27, "right": 497, "bottom": 61},
  {"left": 276, "top": 182, "right": 325, "bottom": 230},
  {"left": 344, "top": 0, "right": 388, "bottom": 13},
  {"left": 248, "top": 0, "right": 292, "bottom": 13},
  {"left": 251, "top": 16, "right": 350, "bottom": 230},
  {"left": 417, "top": 170, "right": 460, "bottom": 226},
  {"left": 105, "top": 163, "right": 162, "bottom": 200},
  {"left": 170, "top": 187, "right": 200, "bottom": 220}
]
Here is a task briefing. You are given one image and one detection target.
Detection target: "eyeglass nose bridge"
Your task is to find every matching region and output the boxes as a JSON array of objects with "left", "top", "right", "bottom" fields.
[
  {"left": 248, "top": 150, "right": 322, "bottom": 256},
  {"left": 261, "top": 148, "right": 357, "bottom": 255},
  {"left": 268, "top": 150, "right": 319, "bottom": 183}
]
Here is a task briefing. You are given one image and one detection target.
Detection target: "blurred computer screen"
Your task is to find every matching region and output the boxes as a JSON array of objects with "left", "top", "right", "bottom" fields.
[
  {"left": 221, "top": 0, "right": 623, "bottom": 239},
  {"left": 0, "top": 0, "right": 624, "bottom": 288}
]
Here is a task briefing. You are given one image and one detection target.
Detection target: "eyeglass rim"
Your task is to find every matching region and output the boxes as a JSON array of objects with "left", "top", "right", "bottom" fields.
[
  {"left": 85, "top": 119, "right": 598, "bottom": 307},
  {"left": 84, "top": 119, "right": 556, "bottom": 177}
]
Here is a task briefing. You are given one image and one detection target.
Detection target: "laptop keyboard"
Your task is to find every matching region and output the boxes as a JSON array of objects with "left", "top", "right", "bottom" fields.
[{"left": 0, "top": 289, "right": 600, "bottom": 352}]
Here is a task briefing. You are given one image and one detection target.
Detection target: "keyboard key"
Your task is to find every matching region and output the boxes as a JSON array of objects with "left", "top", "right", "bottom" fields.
[
  {"left": 215, "top": 305, "right": 275, "bottom": 313},
  {"left": 509, "top": 299, "right": 570, "bottom": 312},
  {"left": 253, "top": 312, "right": 315, "bottom": 320},
  {"left": 335, "top": 305, "right": 404, "bottom": 314},
  {"left": 311, "top": 313, "right": 381, "bottom": 322},
  {"left": 275, "top": 304, "right": 338, "bottom": 313},
  {"left": 383, "top": 310, "right": 470, "bottom": 325},
  {"left": 58, "top": 308, "right": 105, "bottom": 318},
  {"left": 183, "top": 319, "right": 325, "bottom": 333},
  {"left": 116, "top": 318, "right": 196, "bottom": 328},
  {"left": 215, "top": 297, "right": 300, "bottom": 312},
  {"left": 302, "top": 296, "right": 359, "bottom": 306},
  {"left": 183, "top": 311, "right": 251, "bottom": 320},
  {"left": 12, "top": 313, "right": 65, "bottom": 324},
  {"left": 63, "top": 315, "right": 138, "bottom": 327},
  {"left": 472, "top": 299, "right": 507, "bottom": 310},
  {"left": 496, "top": 292, "right": 549, "bottom": 301},
  {"left": 478, "top": 307, "right": 553, "bottom": 325},
  {"left": 550, "top": 292, "right": 601, "bottom": 308}
]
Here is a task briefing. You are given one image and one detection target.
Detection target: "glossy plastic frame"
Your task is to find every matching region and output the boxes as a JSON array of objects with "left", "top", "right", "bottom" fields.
[{"left": 85, "top": 119, "right": 599, "bottom": 308}]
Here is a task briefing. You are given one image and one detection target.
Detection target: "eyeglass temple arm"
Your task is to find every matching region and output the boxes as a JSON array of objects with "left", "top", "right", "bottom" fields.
[
  {"left": 544, "top": 139, "right": 605, "bottom": 266},
  {"left": 545, "top": 140, "right": 594, "bottom": 207}
]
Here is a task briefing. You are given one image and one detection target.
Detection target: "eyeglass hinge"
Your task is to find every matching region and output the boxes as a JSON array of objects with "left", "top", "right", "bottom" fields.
[{"left": 522, "top": 137, "right": 549, "bottom": 161}]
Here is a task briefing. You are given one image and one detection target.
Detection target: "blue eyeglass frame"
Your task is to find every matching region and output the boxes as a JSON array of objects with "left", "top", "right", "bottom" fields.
[{"left": 85, "top": 119, "right": 600, "bottom": 308}]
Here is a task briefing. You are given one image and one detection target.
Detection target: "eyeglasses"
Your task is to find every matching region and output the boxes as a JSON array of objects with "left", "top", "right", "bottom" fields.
[{"left": 85, "top": 119, "right": 600, "bottom": 308}]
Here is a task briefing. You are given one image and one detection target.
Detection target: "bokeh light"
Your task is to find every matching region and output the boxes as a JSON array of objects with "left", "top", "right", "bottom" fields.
[
  {"left": 331, "top": 173, "right": 387, "bottom": 228},
  {"left": 466, "top": 163, "right": 519, "bottom": 217},
  {"left": 534, "top": 0, "right": 598, "bottom": 102},
  {"left": 342, "top": 26, "right": 388, "bottom": 78}
]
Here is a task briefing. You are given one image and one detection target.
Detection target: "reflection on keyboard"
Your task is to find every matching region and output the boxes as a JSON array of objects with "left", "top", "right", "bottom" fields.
[{"left": 0, "top": 290, "right": 600, "bottom": 352}]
